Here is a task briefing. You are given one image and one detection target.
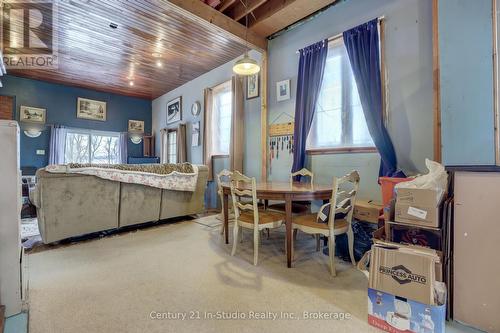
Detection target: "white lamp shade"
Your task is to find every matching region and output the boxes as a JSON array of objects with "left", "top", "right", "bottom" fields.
[
  {"left": 233, "top": 55, "right": 260, "bottom": 76},
  {"left": 130, "top": 135, "right": 143, "bottom": 144},
  {"left": 24, "top": 129, "right": 42, "bottom": 138}
]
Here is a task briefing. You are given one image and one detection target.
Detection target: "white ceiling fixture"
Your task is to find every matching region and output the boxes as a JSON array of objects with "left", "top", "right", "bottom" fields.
[{"left": 232, "top": 0, "right": 260, "bottom": 76}]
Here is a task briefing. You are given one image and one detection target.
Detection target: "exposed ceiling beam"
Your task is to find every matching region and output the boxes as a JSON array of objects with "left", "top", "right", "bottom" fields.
[
  {"left": 228, "top": 0, "right": 268, "bottom": 22},
  {"left": 167, "top": 0, "right": 268, "bottom": 52},
  {"left": 249, "top": 0, "right": 337, "bottom": 37},
  {"left": 218, "top": 0, "right": 238, "bottom": 12}
]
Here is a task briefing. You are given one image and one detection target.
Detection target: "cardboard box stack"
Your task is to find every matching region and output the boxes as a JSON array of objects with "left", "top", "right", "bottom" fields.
[
  {"left": 367, "top": 160, "right": 448, "bottom": 332},
  {"left": 365, "top": 239, "right": 446, "bottom": 333}
]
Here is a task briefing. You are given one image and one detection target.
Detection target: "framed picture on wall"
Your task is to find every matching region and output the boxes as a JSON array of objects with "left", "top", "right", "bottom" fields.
[
  {"left": 167, "top": 96, "right": 182, "bottom": 124},
  {"left": 77, "top": 97, "right": 107, "bottom": 121},
  {"left": 19, "top": 106, "right": 46, "bottom": 123},
  {"left": 128, "top": 120, "right": 144, "bottom": 133},
  {"left": 276, "top": 79, "right": 291, "bottom": 102},
  {"left": 191, "top": 121, "right": 200, "bottom": 147},
  {"left": 246, "top": 73, "right": 259, "bottom": 99}
]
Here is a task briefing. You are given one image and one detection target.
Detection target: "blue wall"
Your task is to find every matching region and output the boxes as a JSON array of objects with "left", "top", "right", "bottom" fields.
[
  {"left": 265, "top": 0, "right": 434, "bottom": 200},
  {"left": 0, "top": 75, "right": 152, "bottom": 169},
  {"left": 439, "top": 0, "right": 496, "bottom": 165}
]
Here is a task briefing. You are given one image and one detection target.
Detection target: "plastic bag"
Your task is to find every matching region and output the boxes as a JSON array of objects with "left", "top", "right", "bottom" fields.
[{"left": 394, "top": 159, "right": 448, "bottom": 203}]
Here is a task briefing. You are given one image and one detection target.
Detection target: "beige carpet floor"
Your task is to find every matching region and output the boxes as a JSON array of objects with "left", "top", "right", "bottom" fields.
[{"left": 26, "top": 217, "right": 468, "bottom": 333}]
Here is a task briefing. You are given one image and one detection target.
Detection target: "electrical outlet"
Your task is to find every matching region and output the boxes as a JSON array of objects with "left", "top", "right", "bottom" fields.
[{"left": 36, "top": 149, "right": 45, "bottom": 155}]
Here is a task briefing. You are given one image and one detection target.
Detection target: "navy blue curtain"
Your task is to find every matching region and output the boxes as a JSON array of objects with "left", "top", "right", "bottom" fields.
[
  {"left": 291, "top": 39, "right": 329, "bottom": 177},
  {"left": 343, "top": 19, "right": 403, "bottom": 177}
]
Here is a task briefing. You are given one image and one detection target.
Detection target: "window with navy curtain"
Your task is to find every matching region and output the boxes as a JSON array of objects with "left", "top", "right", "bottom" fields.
[{"left": 343, "top": 19, "right": 403, "bottom": 177}]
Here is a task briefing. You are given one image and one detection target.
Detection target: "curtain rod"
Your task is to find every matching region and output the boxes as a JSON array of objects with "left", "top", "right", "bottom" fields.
[{"left": 295, "top": 16, "right": 385, "bottom": 54}]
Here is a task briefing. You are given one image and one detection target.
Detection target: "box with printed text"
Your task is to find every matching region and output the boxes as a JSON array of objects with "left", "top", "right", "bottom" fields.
[
  {"left": 395, "top": 188, "right": 444, "bottom": 228},
  {"left": 368, "top": 288, "right": 446, "bottom": 333}
]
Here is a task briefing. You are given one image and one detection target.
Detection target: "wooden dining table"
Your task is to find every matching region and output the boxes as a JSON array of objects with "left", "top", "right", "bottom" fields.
[{"left": 221, "top": 181, "right": 333, "bottom": 268}]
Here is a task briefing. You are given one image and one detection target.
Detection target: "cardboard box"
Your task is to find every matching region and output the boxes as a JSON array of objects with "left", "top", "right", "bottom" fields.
[
  {"left": 387, "top": 221, "right": 442, "bottom": 251},
  {"left": 354, "top": 200, "right": 383, "bottom": 224},
  {"left": 369, "top": 240, "right": 441, "bottom": 305},
  {"left": 371, "top": 230, "right": 443, "bottom": 282},
  {"left": 362, "top": 236, "right": 446, "bottom": 332},
  {"left": 395, "top": 188, "right": 443, "bottom": 227},
  {"left": 368, "top": 288, "right": 446, "bottom": 333}
]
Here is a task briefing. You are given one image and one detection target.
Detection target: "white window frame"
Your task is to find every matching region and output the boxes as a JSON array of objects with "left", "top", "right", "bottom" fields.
[
  {"left": 210, "top": 80, "right": 232, "bottom": 156},
  {"left": 64, "top": 128, "right": 121, "bottom": 164},
  {"left": 306, "top": 35, "right": 384, "bottom": 155},
  {"left": 167, "top": 129, "right": 177, "bottom": 164}
]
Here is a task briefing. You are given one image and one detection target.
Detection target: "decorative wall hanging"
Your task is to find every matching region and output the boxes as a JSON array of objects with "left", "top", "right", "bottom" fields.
[
  {"left": 191, "top": 121, "right": 200, "bottom": 147},
  {"left": 276, "top": 79, "right": 291, "bottom": 102},
  {"left": 246, "top": 72, "right": 259, "bottom": 99},
  {"left": 167, "top": 96, "right": 182, "bottom": 124},
  {"left": 19, "top": 106, "right": 46, "bottom": 123},
  {"left": 191, "top": 101, "right": 201, "bottom": 116},
  {"left": 268, "top": 112, "right": 295, "bottom": 173},
  {"left": 77, "top": 97, "right": 107, "bottom": 121}
]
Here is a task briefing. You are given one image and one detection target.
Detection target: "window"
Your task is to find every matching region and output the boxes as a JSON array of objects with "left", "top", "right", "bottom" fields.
[
  {"left": 307, "top": 38, "right": 375, "bottom": 152},
  {"left": 211, "top": 80, "right": 232, "bottom": 155},
  {"left": 167, "top": 130, "right": 177, "bottom": 164},
  {"left": 64, "top": 129, "right": 121, "bottom": 164}
]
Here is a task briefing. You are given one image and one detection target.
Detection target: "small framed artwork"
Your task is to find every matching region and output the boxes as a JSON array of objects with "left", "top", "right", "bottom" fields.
[
  {"left": 276, "top": 79, "right": 291, "bottom": 102},
  {"left": 77, "top": 97, "right": 107, "bottom": 121},
  {"left": 167, "top": 96, "right": 182, "bottom": 124},
  {"left": 191, "top": 121, "right": 200, "bottom": 147},
  {"left": 246, "top": 73, "right": 259, "bottom": 99},
  {"left": 128, "top": 120, "right": 144, "bottom": 133},
  {"left": 19, "top": 106, "right": 46, "bottom": 123}
]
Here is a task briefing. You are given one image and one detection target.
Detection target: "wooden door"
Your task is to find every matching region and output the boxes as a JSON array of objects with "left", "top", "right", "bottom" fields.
[
  {"left": 0, "top": 96, "right": 14, "bottom": 120},
  {"left": 143, "top": 136, "right": 154, "bottom": 157}
]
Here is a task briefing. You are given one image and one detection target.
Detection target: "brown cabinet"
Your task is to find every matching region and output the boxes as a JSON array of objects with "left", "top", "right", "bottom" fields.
[
  {"left": 0, "top": 96, "right": 14, "bottom": 120},
  {"left": 143, "top": 135, "right": 154, "bottom": 157}
]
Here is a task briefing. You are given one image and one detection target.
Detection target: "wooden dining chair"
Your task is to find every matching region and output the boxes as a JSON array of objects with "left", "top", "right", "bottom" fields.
[
  {"left": 292, "top": 170, "right": 360, "bottom": 276},
  {"left": 217, "top": 169, "right": 233, "bottom": 235},
  {"left": 230, "top": 171, "right": 286, "bottom": 266},
  {"left": 290, "top": 168, "right": 314, "bottom": 184},
  {"left": 267, "top": 168, "right": 314, "bottom": 215}
]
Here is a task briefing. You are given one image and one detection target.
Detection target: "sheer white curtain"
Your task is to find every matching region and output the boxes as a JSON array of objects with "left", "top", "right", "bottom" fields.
[
  {"left": 48, "top": 125, "right": 67, "bottom": 165},
  {"left": 177, "top": 123, "right": 187, "bottom": 163},
  {"left": 203, "top": 88, "right": 215, "bottom": 180},
  {"left": 118, "top": 132, "right": 128, "bottom": 164},
  {"left": 230, "top": 76, "right": 244, "bottom": 173},
  {"left": 160, "top": 128, "right": 168, "bottom": 163}
]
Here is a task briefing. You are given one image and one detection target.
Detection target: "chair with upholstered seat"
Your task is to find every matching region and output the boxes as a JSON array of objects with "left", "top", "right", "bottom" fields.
[
  {"left": 292, "top": 170, "right": 360, "bottom": 276},
  {"left": 230, "top": 171, "right": 285, "bottom": 266},
  {"left": 267, "top": 168, "right": 314, "bottom": 215}
]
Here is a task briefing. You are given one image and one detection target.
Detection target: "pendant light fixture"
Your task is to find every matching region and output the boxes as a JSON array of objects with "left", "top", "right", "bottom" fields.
[{"left": 233, "top": 0, "right": 260, "bottom": 76}]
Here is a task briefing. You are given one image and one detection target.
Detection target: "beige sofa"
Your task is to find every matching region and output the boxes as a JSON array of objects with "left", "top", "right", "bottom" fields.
[{"left": 30, "top": 165, "right": 208, "bottom": 243}]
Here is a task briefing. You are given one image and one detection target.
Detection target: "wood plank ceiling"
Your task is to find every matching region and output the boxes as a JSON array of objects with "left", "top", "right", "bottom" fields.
[
  {"left": 7, "top": 0, "right": 254, "bottom": 99},
  {"left": 216, "top": 0, "right": 338, "bottom": 37},
  {"left": 5, "top": 0, "right": 336, "bottom": 99}
]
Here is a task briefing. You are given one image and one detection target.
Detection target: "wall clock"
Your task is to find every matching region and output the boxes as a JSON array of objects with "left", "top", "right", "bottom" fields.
[{"left": 191, "top": 101, "right": 201, "bottom": 117}]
